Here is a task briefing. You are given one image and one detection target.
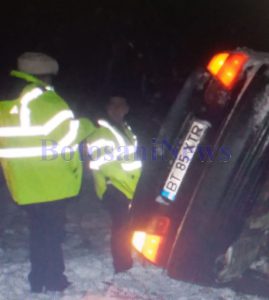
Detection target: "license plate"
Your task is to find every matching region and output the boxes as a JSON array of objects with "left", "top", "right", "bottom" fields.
[{"left": 161, "top": 120, "right": 210, "bottom": 202}]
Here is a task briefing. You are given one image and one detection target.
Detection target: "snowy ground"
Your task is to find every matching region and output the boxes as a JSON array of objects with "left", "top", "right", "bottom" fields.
[{"left": 0, "top": 175, "right": 267, "bottom": 300}]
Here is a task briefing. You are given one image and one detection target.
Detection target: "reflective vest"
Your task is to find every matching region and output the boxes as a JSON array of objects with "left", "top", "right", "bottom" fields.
[
  {"left": 0, "top": 70, "right": 95, "bottom": 205},
  {"left": 87, "top": 119, "right": 142, "bottom": 200}
]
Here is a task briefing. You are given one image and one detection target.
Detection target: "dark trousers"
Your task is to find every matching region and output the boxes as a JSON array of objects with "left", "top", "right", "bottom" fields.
[
  {"left": 23, "top": 200, "right": 68, "bottom": 289},
  {"left": 103, "top": 185, "right": 133, "bottom": 273}
]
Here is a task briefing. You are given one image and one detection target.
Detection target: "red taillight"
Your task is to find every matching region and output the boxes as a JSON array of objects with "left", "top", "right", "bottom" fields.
[
  {"left": 149, "top": 216, "right": 170, "bottom": 235},
  {"left": 132, "top": 216, "right": 170, "bottom": 263},
  {"left": 207, "top": 53, "right": 229, "bottom": 75},
  {"left": 132, "top": 232, "right": 162, "bottom": 262},
  {"left": 207, "top": 52, "right": 249, "bottom": 90}
]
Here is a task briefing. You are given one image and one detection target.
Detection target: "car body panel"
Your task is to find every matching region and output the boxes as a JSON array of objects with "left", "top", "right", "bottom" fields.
[{"left": 131, "top": 49, "right": 269, "bottom": 289}]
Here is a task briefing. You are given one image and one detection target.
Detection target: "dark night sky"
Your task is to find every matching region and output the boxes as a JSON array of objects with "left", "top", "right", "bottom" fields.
[{"left": 0, "top": 0, "right": 269, "bottom": 116}]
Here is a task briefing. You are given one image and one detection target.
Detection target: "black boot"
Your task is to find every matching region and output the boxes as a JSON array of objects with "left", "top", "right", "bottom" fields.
[
  {"left": 45, "top": 274, "right": 71, "bottom": 292},
  {"left": 28, "top": 273, "right": 45, "bottom": 293}
]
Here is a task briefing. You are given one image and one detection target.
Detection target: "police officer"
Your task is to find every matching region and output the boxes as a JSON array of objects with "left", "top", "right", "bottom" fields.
[
  {"left": 87, "top": 95, "right": 142, "bottom": 273},
  {"left": 0, "top": 52, "right": 94, "bottom": 292}
]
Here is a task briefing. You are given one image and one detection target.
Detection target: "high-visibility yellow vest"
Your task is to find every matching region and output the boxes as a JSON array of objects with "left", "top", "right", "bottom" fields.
[
  {"left": 87, "top": 119, "right": 142, "bottom": 200},
  {"left": 0, "top": 70, "right": 95, "bottom": 205}
]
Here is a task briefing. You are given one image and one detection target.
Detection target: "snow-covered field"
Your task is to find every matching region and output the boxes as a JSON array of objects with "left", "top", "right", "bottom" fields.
[{"left": 0, "top": 176, "right": 266, "bottom": 300}]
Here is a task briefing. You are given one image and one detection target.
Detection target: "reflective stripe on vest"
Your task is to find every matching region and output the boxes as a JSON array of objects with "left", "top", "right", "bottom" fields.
[
  {"left": 0, "top": 87, "right": 79, "bottom": 158},
  {"left": 89, "top": 144, "right": 137, "bottom": 170},
  {"left": 121, "top": 161, "right": 142, "bottom": 171},
  {"left": 97, "top": 120, "right": 125, "bottom": 146},
  {"left": 88, "top": 120, "right": 142, "bottom": 171},
  {"left": 0, "top": 110, "right": 74, "bottom": 137},
  {"left": 20, "top": 88, "right": 43, "bottom": 126}
]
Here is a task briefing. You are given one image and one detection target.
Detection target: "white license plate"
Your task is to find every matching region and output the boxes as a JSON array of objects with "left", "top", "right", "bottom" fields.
[{"left": 161, "top": 120, "right": 210, "bottom": 202}]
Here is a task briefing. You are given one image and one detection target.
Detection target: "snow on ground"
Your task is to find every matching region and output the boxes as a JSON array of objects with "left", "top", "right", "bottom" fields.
[{"left": 0, "top": 177, "right": 267, "bottom": 300}]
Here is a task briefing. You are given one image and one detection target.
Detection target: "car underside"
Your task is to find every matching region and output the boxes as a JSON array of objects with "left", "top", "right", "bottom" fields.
[{"left": 130, "top": 48, "right": 269, "bottom": 297}]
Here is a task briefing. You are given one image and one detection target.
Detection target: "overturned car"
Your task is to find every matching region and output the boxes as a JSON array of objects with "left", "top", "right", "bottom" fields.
[{"left": 130, "top": 48, "right": 269, "bottom": 295}]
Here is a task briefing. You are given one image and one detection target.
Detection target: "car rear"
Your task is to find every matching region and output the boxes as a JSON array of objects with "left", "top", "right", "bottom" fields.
[{"left": 131, "top": 48, "right": 269, "bottom": 284}]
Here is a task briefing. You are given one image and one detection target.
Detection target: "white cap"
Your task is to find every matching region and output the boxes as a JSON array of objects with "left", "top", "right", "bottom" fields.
[{"left": 17, "top": 52, "right": 59, "bottom": 75}]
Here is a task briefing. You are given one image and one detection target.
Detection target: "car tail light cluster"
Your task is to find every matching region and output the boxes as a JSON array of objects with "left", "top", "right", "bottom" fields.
[
  {"left": 132, "top": 216, "right": 170, "bottom": 263},
  {"left": 207, "top": 52, "right": 249, "bottom": 90}
]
